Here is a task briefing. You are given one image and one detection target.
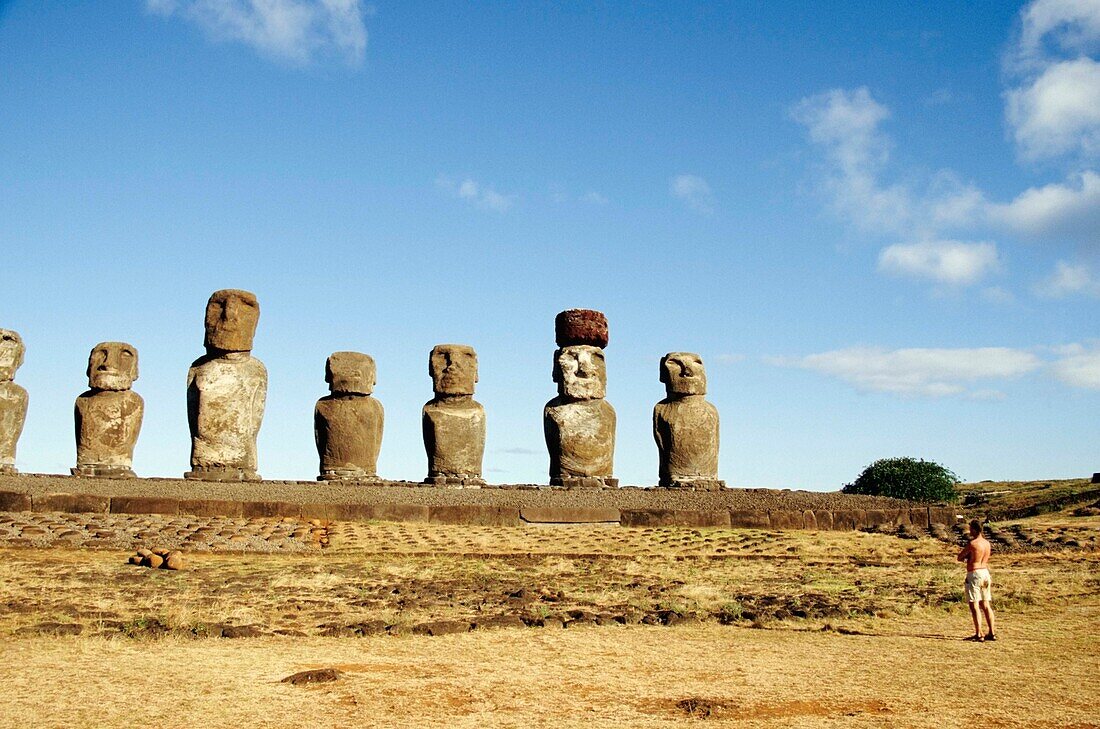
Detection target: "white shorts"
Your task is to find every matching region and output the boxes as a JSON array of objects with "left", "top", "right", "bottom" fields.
[{"left": 965, "top": 569, "right": 992, "bottom": 603}]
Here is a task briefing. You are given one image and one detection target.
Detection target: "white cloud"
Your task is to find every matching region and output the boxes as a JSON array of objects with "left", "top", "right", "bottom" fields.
[
  {"left": 1006, "top": 0, "right": 1100, "bottom": 161},
  {"left": 791, "top": 88, "right": 911, "bottom": 234},
  {"left": 582, "top": 191, "right": 609, "bottom": 205},
  {"left": 878, "top": 240, "right": 1001, "bottom": 286},
  {"left": 670, "top": 174, "right": 715, "bottom": 214},
  {"left": 1034, "top": 260, "right": 1100, "bottom": 297},
  {"left": 988, "top": 170, "right": 1100, "bottom": 244},
  {"left": 145, "top": 0, "right": 367, "bottom": 65},
  {"left": 1006, "top": 57, "right": 1100, "bottom": 160},
  {"left": 436, "top": 175, "right": 515, "bottom": 212},
  {"left": 771, "top": 346, "right": 1042, "bottom": 398},
  {"left": 1050, "top": 343, "right": 1100, "bottom": 388}
]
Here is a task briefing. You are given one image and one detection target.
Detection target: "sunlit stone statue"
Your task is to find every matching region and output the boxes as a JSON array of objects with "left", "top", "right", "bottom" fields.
[
  {"left": 315, "top": 351, "right": 383, "bottom": 481},
  {"left": 185, "top": 289, "right": 266, "bottom": 481},
  {"left": 0, "top": 329, "right": 28, "bottom": 476},
  {"left": 653, "top": 352, "right": 723, "bottom": 490},
  {"left": 423, "top": 344, "right": 485, "bottom": 487},
  {"left": 73, "top": 342, "right": 144, "bottom": 477},
  {"left": 544, "top": 309, "right": 617, "bottom": 488}
]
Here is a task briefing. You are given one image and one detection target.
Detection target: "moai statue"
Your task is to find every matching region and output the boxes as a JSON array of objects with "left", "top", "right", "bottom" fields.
[
  {"left": 185, "top": 289, "right": 267, "bottom": 481},
  {"left": 653, "top": 352, "right": 724, "bottom": 490},
  {"left": 0, "top": 329, "right": 28, "bottom": 476},
  {"left": 543, "top": 309, "right": 617, "bottom": 488},
  {"left": 314, "top": 351, "right": 384, "bottom": 481},
  {"left": 72, "top": 342, "right": 144, "bottom": 477},
  {"left": 423, "top": 344, "right": 485, "bottom": 487}
]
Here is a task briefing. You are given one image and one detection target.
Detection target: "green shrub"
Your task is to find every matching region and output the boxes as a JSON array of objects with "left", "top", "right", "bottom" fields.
[{"left": 842, "top": 457, "right": 959, "bottom": 503}]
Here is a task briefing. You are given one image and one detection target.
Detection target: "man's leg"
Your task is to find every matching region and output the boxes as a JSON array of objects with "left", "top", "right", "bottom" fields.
[
  {"left": 967, "top": 601, "right": 982, "bottom": 638},
  {"left": 980, "top": 600, "right": 996, "bottom": 638}
]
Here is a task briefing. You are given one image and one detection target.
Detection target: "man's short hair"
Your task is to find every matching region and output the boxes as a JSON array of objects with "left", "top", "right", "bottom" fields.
[{"left": 969, "top": 519, "right": 982, "bottom": 535}]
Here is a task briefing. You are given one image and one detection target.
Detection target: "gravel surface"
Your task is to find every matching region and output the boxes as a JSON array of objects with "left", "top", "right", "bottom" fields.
[{"left": 0, "top": 473, "right": 917, "bottom": 512}]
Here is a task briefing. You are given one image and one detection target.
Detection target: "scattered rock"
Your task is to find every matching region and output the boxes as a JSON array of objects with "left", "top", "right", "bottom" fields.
[
  {"left": 164, "top": 551, "right": 185, "bottom": 570},
  {"left": 412, "top": 620, "right": 471, "bottom": 636},
  {"left": 221, "top": 624, "right": 264, "bottom": 638},
  {"left": 281, "top": 668, "right": 343, "bottom": 686},
  {"left": 473, "top": 614, "right": 526, "bottom": 631}
]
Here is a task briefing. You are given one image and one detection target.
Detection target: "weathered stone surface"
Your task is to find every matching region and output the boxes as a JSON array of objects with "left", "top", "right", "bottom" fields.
[
  {"left": 110, "top": 496, "right": 179, "bottom": 516},
  {"left": 768, "top": 510, "right": 805, "bottom": 529},
  {"left": 423, "top": 344, "right": 485, "bottom": 486},
  {"left": 0, "top": 329, "right": 28, "bottom": 475},
  {"left": 810, "top": 510, "right": 833, "bottom": 530},
  {"left": 653, "top": 352, "right": 723, "bottom": 490},
  {"left": 240, "top": 501, "right": 300, "bottom": 519},
  {"left": 545, "top": 344, "right": 616, "bottom": 486},
  {"left": 0, "top": 490, "right": 31, "bottom": 511},
  {"left": 728, "top": 509, "right": 770, "bottom": 529},
  {"left": 73, "top": 342, "right": 143, "bottom": 478},
  {"left": 145, "top": 553, "right": 164, "bottom": 568},
  {"left": 32, "top": 493, "right": 110, "bottom": 513},
  {"left": 928, "top": 506, "right": 957, "bottom": 526},
  {"left": 802, "top": 510, "right": 818, "bottom": 530},
  {"left": 474, "top": 614, "right": 526, "bottom": 631},
  {"left": 428, "top": 505, "right": 521, "bottom": 526},
  {"left": 864, "top": 509, "right": 889, "bottom": 526},
  {"left": 555, "top": 309, "right": 609, "bottom": 348},
  {"left": 830, "top": 510, "right": 865, "bottom": 530},
  {"left": 315, "top": 352, "right": 383, "bottom": 481},
  {"left": 298, "top": 502, "right": 430, "bottom": 523},
  {"left": 186, "top": 289, "right": 266, "bottom": 482},
  {"left": 177, "top": 499, "right": 245, "bottom": 518},
  {"left": 621, "top": 509, "right": 731, "bottom": 528},
  {"left": 520, "top": 507, "right": 620, "bottom": 523},
  {"left": 164, "top": 551, "right": 185, "bottom": 570},
  {"left": 282, "top": 669, "right": 342, "bottom": 685}
]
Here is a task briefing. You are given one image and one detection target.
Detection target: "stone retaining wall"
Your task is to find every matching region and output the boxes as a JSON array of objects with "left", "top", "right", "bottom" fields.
[{"left": 0, "top": 474, "right": 959, "bottom": 530}]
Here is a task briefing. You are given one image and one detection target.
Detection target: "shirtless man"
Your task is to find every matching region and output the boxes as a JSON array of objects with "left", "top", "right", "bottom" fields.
[{"left": 957, "top": 519, "right": 997, "bottom": 642}]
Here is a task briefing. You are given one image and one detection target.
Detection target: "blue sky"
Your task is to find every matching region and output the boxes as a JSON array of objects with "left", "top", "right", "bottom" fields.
[{"left": 0, "top": 0, "right": 1096, "bottom": 489}]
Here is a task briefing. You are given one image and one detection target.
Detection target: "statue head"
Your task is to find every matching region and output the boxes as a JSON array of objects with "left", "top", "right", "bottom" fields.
[
  {"left": 87, "top": 341, "right": 139, "bottom": 391},
  {"left": 204, "top": 289, "right": 260, "bottom": 353},
  {"left": 326, "top": 351, "right": 376, "bottom": 395},
  {"left": 553, "top": 345, "right": 606, "bottom": 400},
  {"left": 0, "top": 329, "right": 25, "bottom": 382},
  {"left": 429, "top": 344, "right": 478, "bottom": 397},
  {"left": 660, "top": 352, "right": 707, "bottom": 396}
]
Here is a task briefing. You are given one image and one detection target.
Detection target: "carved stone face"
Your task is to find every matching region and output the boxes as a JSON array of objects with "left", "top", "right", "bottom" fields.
[
  {"left": 661, "top": 352, "right": 707, "bottom": 396},
  {"left": 204, "top": 289, "right": 260, "bottom": 352},
  {"left": 554, "top": 345, "right": 607, "bottom": 400},
  {"left": 430, "top": 344, "right": 478, "bottom": 396},
  {"left": 0, "top": 329, "right": 24, "bottom": 382},
  {"left": 87, "top": 341, "right": 139, "bottom": 391},
  {"left": 326, "top": 351, "right": 376, "bottom": 395}
]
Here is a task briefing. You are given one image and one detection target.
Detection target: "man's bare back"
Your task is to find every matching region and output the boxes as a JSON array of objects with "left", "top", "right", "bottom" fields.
[{"left": 959, "top": 532, "right": 991, "bottom": 571}]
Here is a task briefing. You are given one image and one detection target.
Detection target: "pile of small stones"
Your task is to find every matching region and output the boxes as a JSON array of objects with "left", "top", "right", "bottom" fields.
[{"left": 127, "top": 547, "right": 184, "bottom": 570}]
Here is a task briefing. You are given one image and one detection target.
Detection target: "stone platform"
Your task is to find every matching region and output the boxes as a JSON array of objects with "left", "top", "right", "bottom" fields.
[{"left": 0, "top": 473, "right": 958, "bottom": 530}]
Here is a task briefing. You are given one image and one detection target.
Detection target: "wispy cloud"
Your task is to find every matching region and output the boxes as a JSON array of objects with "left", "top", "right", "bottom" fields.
[
  {"left": 497, "top": 447, "right": 540, "bottom": 456},
  {"left": 436, "top": 175, "right": 515, "bottom": 212},
  {"left": 670, "top": 174, "right": 715, "bottom": 214},
  {"left": 1034, "top": 260, "right": 1100, "bottom": 297},
  {"left": 878, "top": 240, "right": 1001, "bottom": 286},
  {"left": 1050, "top": 343, "right": 1100, "bottom": 389},
  {"left": 769, "top": 346, "right": 1041, "bottom": 398},
  {"left": 145, "top": 0, "right": 369, "bottom": 66}
]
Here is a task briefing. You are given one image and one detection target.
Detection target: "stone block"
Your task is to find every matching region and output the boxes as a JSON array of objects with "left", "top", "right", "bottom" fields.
[
  {"left": 240, "top": 501, "right": 301, "bottom": 519},
  {"left": 802, "top": 510, "right": 818, "bottom": 530},
  {"left": 32, "top": 493, "right": 109, "bottom": 513},
  {"left": 863, "top": 509, "right": 889, "bottom": 527},
  {"left": 300, "top": 502, "right": 429, "bottom": 523},
  {"left": 520, "top": 507, "right": 620, "bottom": 524},
  {"left": 178, "top": 499, "right": 245, "bottom": 518},
  {"left": 910, "top": 508, "right": 930, "bottom": 528},
  {"left": 830, "top": 510, "right": 865, "bottom": 530},
  {"left": 891, "top": 509, "right": 912, "bottom": 526},
  {"left": 110, "top": 496, "right": 179, "bottom": 516},
  {"left": 767, "top": 510, "right": 805, "bottom": 529},
  {"left": 811, "top": 510, "right": 833, "bottom": 531},
  {"left": 0, "top": 490, "right": 31, "bottom": 511},
  {"left": 928, "top": 506, "right": 958, "bottom": 526},
  {"left": 429, "top": 505, "right": 522, "bottom": 526},
  {"left": 621, "top": 509, "right": 730, "bottom": 528},
  {"left": 555, "top": 309, "right": 609, "bottom": 348},
  {"left": 728, "top": 509, "right": 769, "bottom": 529}
]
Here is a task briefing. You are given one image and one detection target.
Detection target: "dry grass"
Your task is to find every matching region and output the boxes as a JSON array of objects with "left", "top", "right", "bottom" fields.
[{"left": 1, "top": 518, "right": 1097, "bottom": 727}]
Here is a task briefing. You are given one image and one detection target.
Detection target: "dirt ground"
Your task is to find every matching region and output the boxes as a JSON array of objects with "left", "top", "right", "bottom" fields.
[{"left": 1, "top": 516, "right": 1097, "bottom": 728}]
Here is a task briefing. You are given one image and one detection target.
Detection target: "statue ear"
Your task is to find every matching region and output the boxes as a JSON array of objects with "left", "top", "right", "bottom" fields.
[{"left": 659, "top": 355, "right": 670, "bottom": 384}]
